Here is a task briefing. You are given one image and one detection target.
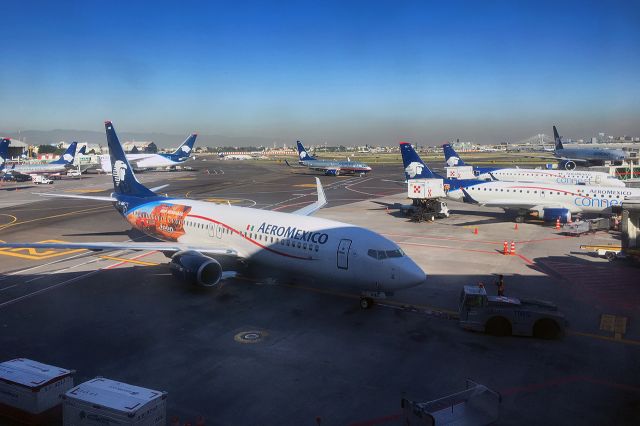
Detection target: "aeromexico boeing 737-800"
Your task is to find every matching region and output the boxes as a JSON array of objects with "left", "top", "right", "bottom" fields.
[
  {"left": 0, "top": 140, "right": 78, "bottom": 175},
  {"left": 548, "top": 125, "right": 626, "bottom": 170},
  {"left": 289, "top": 141, "right": 372, "bottom": 176},
  {"left": 401, "top": 142, "right": 639, "bottom": 223},
  {"left": 100, "top": 133, "right": 198, "bottom": 171},
  {"left": 442, "top": 143, "right": 625, "bottom": 187},
  {"left": 0, "top": 123, "right": 425, "bottom": 308}
]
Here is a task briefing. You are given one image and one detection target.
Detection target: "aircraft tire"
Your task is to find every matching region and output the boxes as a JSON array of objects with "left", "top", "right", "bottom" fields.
[
  {"left": 515, "top": 216, "right": 524, "bottom": 223},
  {"left": 360, "top": 297, "right": 374, "bottom": 309}
]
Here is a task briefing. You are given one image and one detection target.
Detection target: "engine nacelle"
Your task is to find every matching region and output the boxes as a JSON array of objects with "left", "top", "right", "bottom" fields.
[
  {"left": 542, "top": 207, "right": 571, "bottom": 223},
  {"left": 169, "top": 250, "right": 223, "bottom": 287},
  {"left": 560, "top": 160, "right": 576, "bottom": 170},
  {"left": 325, "top": 169, "right": 339, "bottom": 176}
]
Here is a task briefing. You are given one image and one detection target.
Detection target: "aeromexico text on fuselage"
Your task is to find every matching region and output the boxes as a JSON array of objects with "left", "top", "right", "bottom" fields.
[{"left": 254, "top": 222, "right": 329, "bottom": 244}]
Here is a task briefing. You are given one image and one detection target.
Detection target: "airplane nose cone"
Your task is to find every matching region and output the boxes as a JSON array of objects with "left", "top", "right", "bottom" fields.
[{"left": 397, "top": 259, "right": 427, "bottom": 289}]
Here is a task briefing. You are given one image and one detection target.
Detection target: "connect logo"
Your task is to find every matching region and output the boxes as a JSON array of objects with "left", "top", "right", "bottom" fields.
[
  {"left": 404, "top": 161, "right": 424, "bottom": 178},
  {"left": 113, "top": 160, "right": 128, "bottom": 186}
]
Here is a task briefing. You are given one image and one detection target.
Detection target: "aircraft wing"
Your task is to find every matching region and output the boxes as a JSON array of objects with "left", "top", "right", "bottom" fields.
[
  {"left": 0, "top": 241, "right": 238, "bottom": 257},
  {"left": 292, "top": 177, "right": 327, "bottom": 216}
]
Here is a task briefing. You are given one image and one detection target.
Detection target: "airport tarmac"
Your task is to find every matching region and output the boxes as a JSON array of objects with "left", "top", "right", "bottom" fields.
[{"left": 0, "top": 159, "right": 638, "bottom": 425}]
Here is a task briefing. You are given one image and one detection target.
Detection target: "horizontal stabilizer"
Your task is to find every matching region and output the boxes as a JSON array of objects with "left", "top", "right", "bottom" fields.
[{"left": 35, "top": 192, "right": 116, "bottom": 202}]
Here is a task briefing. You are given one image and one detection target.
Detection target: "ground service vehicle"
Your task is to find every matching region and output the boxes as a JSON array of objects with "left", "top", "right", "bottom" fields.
[
  {"left": 32, "top": 175, "right": 53, "bottom": 185},
  {"left": 458, "top": 285, "right": 566, "bottom": 338},
  {"left": 404, "top": 178, "right": 450, "bottom": 222}
]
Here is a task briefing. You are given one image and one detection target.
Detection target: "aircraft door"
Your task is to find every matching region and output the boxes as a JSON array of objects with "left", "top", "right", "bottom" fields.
[{"left": 337, "top": 239, "right": 352, "bottom": 270}]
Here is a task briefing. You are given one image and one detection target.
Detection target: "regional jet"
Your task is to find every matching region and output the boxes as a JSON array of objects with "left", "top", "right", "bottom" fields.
[
  {"left": 548, "top": 125, "right": 626, "bottom": 170},
  {"left": 291, "top": 141, "right": 372, "bottom": 176},
  {"left": 402, "top": 142, "right": 639, "bottom": 223},
  {"left": 443, "top": 143, "right": 625, "bottom": 187},
  {"left": 1, "top": 141, "right": 78, "bottom": 175},
  {"left": 0, "top": 123, "right": 425, "bottom": 308},
  {"left": 100, "top": 133, "right": 198, "bottom": 171}
]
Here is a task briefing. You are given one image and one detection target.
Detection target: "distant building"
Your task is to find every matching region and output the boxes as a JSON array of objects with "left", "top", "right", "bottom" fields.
[
  {"left": 122, "top": 141, "right": 153, "bottom": 152},
  {"left": 5, "top": 139, "right": 28, "bottom": 158}
]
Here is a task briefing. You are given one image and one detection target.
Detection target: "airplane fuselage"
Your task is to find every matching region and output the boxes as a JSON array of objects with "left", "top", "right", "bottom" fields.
[
  {"left": 300, "top": 159, "right": 372, "bottom": 174},
  {"left": 119, "top": 197, "right": 424, "bottom": 292},
  {"left": 555, "top": 147, "right": 626, "bottom": 164},
  {"left": 477, "top": 168, "right": 625, "bottom": 187},
  {"left": 8, "top": 163, "right": 69, "bottom": 174}
]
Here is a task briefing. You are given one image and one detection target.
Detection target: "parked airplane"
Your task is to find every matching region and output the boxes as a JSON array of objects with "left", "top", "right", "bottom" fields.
[
  {"left": 401, "top": 142, "right": 639, "bottom": 223},
  {"left": 292, "top": 141, "right": 372, "bottom": 176},
  {"left": 100, "top": 133, "right": 198, "bottom": 171},
  {"left": 549, "top": 125, "right": 626, "bottom": 170},
  {"left": 0, "top": 122, "right": 425, "bottom": 308},
  {"left": 442, "top": 143, "right": 625, "bottom": 187},
  {"left": 1, "top": 141, "right": 78, "bottom": 175}
]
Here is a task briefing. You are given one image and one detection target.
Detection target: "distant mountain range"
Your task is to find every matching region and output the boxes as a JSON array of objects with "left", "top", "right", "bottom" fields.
[{"left": 0, "top": 129, "right": 276, "bottom": 149}]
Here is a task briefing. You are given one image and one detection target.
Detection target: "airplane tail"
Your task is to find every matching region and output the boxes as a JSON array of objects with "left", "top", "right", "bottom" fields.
[
  {"left": 171, "top": 133, "right": 198, "bottom": 159},
  {"left": 399, "top": 142, "right": 440, "bottom": 180},
  {"left": 0, "top": 138, "right": 10, "bottom": 169},
  {"left": 553, "top": 125, "right": 564, "bottom": 150},
  {"left": 442, "top": 143, "right": 466, "bottom": 167},
  {"left": 296, "top": 141, "right": 316, "bottom": 161},
  {"left": 51, "top": 142, "right": 78, "bottom": 165},
  {"left": 105, "top": 121, "right": 155, "bottom": 198},
  {"left": 78, "top": 145, "right": 87, "bottom": 155}
]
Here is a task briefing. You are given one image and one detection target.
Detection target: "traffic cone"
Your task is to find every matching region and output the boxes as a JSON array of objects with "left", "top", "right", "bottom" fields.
[
  {"left": 474, "top": 227, "right": 478, "bottom": 235},
  {"left": 503, "top": 241, "right": 509, "bottom": 255},
  {"left": 514, "top": 223, "right": 518, "bottom": 230},
  {"left": 555, "top": 218, "right": 560, "bottom": 230},
  {"left": 511, "top": 241, "right": 516, "bottom": 256}
]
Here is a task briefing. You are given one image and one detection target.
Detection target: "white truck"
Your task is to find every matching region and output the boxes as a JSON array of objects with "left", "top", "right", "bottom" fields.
[
  {"left": 32, "top": 175, "right": 53, "bottom": 184},
  {"left": 401, "top": 178, "right": 450, "bottom": 222}
]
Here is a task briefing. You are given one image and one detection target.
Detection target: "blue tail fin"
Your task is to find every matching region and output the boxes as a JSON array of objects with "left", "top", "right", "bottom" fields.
[
  {"left": 400, "top": 142, "right": 441, "bottom": 180},
  {"left": 105, "top": 121, "right": 155, "bottom": 197},
  {"left": 171, "top": 133, "right": 198, "bottom": 159},
  {"left": 51, "top": 141, "right": 78, "bottom": 164},
  {"left": 296, "top": 141, "right": 316, "bottom": 161},
  {"left": 442, "top": 143, "right": 466, "bottom": 167},
  {"left": 553, "top": 125, "right": 564, "bottom": 150},
  {"left": 78, "top": 145, "right": 87, "bottom": 155},
  {"left": 0, "top": 138, "right": 10, "bottom": 169}
]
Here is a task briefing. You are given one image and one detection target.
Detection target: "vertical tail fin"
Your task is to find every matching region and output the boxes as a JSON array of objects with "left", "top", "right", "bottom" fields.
[
  {"left": 105, "top": 121, "right": 155, "bottom": 197},
  {"left": 553, "top": 125, "right": 564, "bottom": 150},
  {"left": 442, "top": 143, "right": 466, "bottom": 166},
  {"left": 0, "top": 138, "right": 10, "bottom": 170},
  {"left": 399, "top": 142, "right": 439, "bottom": 180},
  {"left": 78, "top": 145, "right": 87, "bottom": 155},
  {"left": 171, "top": 133, "right": 198, "bottom": 159},
  {"left": 52, "top": 141, "right": 78, "bottom": 164},
  {"left": 296, "top": 141, "right": 316, "bottom": 161}
]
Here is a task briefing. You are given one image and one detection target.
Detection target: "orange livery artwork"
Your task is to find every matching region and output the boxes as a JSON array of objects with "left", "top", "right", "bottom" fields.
[{"left": 128, "top": 203, "right": 192, "bottom": 241}]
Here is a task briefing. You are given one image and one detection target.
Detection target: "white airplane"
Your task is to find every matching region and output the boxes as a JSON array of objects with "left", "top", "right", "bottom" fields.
[
  {"left": 100, "top": 133, "right": 198, "bottom": 171},
  {"left": 0, "top": 123, "right": 426, "bottom": 308},
  {"left": 402, "top": 142, "right": 639, "bottom": 223},
  {"left": 1, "top": 141, "right": 78, "bottom": 175},
  {"left": 443, "top": 143, "right": 625, "bottom": 187}
]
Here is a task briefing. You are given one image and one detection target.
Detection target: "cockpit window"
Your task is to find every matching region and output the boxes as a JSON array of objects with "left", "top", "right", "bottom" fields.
[{"left": 368, "top": 248, "right": 404, "bottom": 260}]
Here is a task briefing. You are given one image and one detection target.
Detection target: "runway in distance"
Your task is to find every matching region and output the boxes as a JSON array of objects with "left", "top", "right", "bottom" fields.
[
  {"left": 0, "top": 122, "right": 426, "bottom": 308},
  {"left": 1, "top": 140, "right": 78, "bottom": 175},
  {"left": 100, "top": 133, "right": 198, "bottom": 171},
  {"left": 547, "top": 125, "right": 626, "bottom": 170},
  {"left": 288, "top": 141, "right": 372, "bottom": 176},
  {"left": 442, "top": 143, "right": 626, "bottom": 187},
  {"left": 401, "top": 142, "right": 639, "bottom": 223}
]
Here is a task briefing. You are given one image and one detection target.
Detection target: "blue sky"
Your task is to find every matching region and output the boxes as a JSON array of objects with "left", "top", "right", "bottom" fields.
[{"left": 1, "top": 0, "right": 639, "bottom": 144}]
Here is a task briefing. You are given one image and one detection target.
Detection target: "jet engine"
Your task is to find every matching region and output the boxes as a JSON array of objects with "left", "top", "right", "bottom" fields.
[
  {"left": 325, "top": 169, "right": 339, "bottom": 176},
  {"left": 169, "top": 250, "right": 223, "bottom": 287},
  {"left": 541, "top": 207, "right": 571, "bottom": 223},
  {"left": 560, "top": 160, "right": 576, "bottom": 170}
]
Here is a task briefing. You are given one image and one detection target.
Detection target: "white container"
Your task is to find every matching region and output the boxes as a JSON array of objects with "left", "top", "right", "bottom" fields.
[
  {"left": 445, "top": 166, "right": 476, "bottom": 179},
  {"left": 0, "top": 358, "right": 74, "bottom": 414},
  {"left": 407, "top": 178, "right": 445, "bottom": 199},
  {"left": 63, "top": 377, "right": 167, "bottom": 426}
]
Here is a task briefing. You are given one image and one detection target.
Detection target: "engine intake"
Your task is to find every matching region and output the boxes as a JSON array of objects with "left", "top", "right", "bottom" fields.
[
  {"left": 169, "top": 250, "right": 223, "bottom": 287},
  {"left": 542, "top": 207, "right": 571, "bottom": 223},
  {"left": 560, "top": 160, "right": 576, "bottom": 170}
]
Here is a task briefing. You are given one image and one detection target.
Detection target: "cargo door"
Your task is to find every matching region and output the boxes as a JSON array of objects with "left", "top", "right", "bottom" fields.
[{"left": 337, "top": 239, "right": 352, "bottom": 270}]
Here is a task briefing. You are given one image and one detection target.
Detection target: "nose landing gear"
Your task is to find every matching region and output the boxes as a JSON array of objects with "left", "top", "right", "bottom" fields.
[{"left": 359, "top": 291, "right": 390, "bottom": 309}]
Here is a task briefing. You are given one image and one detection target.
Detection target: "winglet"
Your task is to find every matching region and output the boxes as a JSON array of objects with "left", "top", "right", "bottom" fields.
[{"left": 292, "top": 177, "right": 327, "bottom": 216}]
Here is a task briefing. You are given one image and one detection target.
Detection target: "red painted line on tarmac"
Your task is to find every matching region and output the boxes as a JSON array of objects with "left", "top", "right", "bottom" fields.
[
  {"left": 397, "top": 241, "right": 501, "bottom": 256},
  {"left": 105, "top": 251, "right": 159, "bottom": 270},
  {"left": 514, "top": 235, "right": 576, "bottom": 244},
  {"left": 516, "top": 253, "right": 534, "bottom": 264}
]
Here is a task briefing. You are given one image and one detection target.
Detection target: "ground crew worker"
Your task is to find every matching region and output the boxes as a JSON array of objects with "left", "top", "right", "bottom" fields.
[{"left": 495, "top": 275, "right": 505, "bottom": 296}]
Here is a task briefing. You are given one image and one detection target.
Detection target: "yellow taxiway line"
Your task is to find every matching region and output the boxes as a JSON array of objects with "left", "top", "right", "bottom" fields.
[{"left": 99, "top": 255, "right": 160, "bottom": 266}]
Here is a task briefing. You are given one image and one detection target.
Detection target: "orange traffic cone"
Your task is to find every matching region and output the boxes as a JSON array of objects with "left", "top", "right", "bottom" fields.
[
  {"left": 555, "top": 218, "right": 560, "bottom": 230},
  {"left": 474, "top": 227, "right": 478, "bottom": 235},
  {"left": 511, "top": 241, "right": 516, "bottom": 256},
  {"left": 503, "top": 241, "right": 509, "bottom": 255},
  {"left": 514, "top": 223, "right": 518, "bottom": 230}
]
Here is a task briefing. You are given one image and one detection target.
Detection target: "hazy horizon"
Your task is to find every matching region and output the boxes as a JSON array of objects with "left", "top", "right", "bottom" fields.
[{"left": 2, "top": 1, "right": 639, "bottom": 145}]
